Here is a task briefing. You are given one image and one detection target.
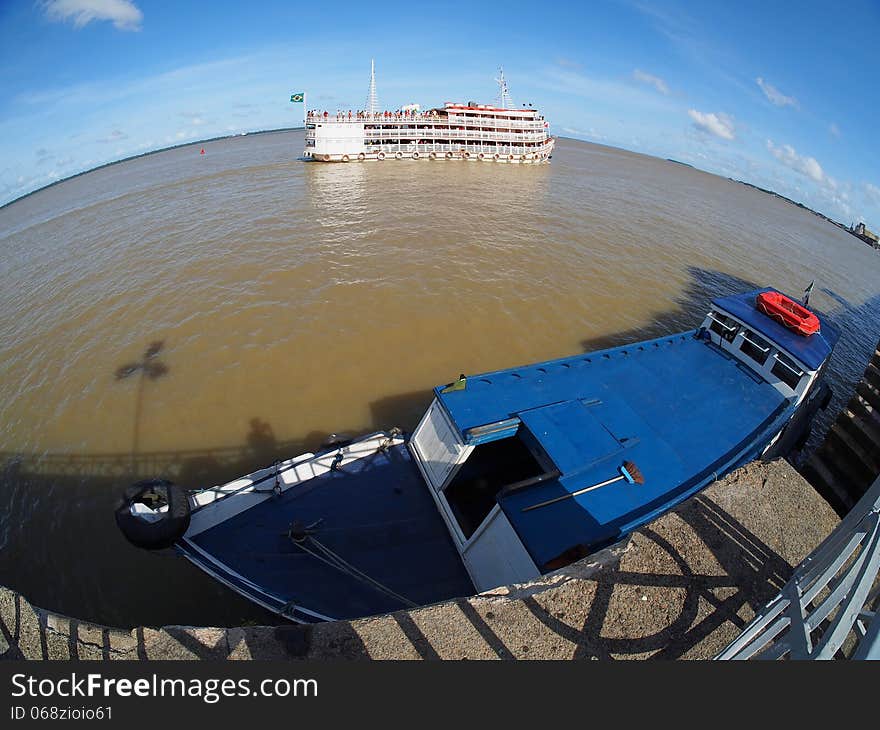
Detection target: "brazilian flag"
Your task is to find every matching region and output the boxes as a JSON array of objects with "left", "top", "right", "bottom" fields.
[{"left": 290, "top": 93, "right": 304, "bottom": 103}]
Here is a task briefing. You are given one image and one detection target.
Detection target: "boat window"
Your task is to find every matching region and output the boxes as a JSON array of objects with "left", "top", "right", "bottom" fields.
[
  {"left": 443, "top": 435, "right": 545, "bottom": 540},
  {"left": 771, "top": 352, "right": 804, "bottom": 390},
  {"left": 739, "top": 329, "right": 771, "bottom": 365},
  {"left": 708, "top": 312, "right": 738, "bottom": 342}
]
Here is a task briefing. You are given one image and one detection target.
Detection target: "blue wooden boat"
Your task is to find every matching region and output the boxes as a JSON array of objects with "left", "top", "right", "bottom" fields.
[{"left": 116, "top": 288, "right": 839, "bottom": 622}]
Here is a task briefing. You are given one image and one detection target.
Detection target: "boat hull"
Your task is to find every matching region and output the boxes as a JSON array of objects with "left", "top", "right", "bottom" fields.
[
  {"left": 304, "top": 140, "right": 555, "bottom": 164},
  {"left": 180, "top": 439, "right": 474, "bottom": 623},
  {"left": 176, "top": 337, "right": 833, "bottom": 622}
]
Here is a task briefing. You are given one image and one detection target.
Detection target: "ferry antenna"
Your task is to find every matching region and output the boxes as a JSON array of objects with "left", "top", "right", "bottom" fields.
[
  {"left": 366, "top": 59, "right": 379, "bottom": 114},
  {"left": 495, "top": 67, "right": 513, "bottom": 110}
]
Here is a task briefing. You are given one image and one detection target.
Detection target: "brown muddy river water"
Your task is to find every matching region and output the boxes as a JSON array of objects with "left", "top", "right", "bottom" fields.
[{"left": 1, "top": 130, "right": 879, "bottom": 627}]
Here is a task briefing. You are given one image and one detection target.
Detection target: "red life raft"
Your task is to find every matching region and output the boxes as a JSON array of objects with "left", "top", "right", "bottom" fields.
[{"left": 756, "top": 291, "right": 820, "bottom": 336}]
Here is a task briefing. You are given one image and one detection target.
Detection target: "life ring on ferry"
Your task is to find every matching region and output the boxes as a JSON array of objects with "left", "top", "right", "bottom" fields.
[
  {"left": 464, "top": 152, "right": 471, "bottom": 159},
  {"left": 493, "top": 153, "right": 500, "bottom": 161},
  {"left": 342, "top": 155, "right": 350, "bottom": 162},
  {"left": 377, "top": 152, "right": 386, "bottom": 160},
  {"left": 323, "top": 155, "right": 331, "bottom": 162},
  {"left": 429, "top": 152, "right": 437, "bottom": 160},
  {"left": 478, "top": 153, "right": 485, "bottom": 160},
  {"left": 508, "top": 154, "right": 515, "bottom": 161},
  {"left": 358, "top": 153, "right": 365, "bottom": 161},
  {"left": 413, "top": 152, "right": 420, "bottom": 159},
  {"left": 446, "top": 151, "right": 453, "bottom": 159},
  {"left": 115, "top": 479, "right": 191, "bottom": 550},
  {"left": 395, "top": 152, "right": 403, "bottom": 160}
]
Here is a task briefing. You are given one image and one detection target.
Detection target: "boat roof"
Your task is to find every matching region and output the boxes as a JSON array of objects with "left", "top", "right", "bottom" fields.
[
  {"left": 712, "top": 287, "right": 840, "bottom": 370},
  {"left": 433, "top": 291, "right": 834, "bottom": 567},
  {"left": 438, "top": 332, "right": 793, "bottom": 566}
]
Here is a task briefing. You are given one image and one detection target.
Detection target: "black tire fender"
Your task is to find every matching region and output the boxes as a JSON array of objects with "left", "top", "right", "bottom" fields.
[{"left": 115, "top": 479, "right": 191, "bottom": 550}]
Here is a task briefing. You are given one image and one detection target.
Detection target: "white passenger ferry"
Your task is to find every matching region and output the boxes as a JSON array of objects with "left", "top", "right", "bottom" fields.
[{"left": 304, "top": 67, "right": 555, "bottom": 164}]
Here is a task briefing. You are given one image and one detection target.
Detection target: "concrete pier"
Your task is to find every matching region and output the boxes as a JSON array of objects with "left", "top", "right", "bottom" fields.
[
  {"left": 0, "top": 458, "right": 839, "bottom": 660},
  {"left": 802, "top": 339, "right": 880, "bottom": 513}
]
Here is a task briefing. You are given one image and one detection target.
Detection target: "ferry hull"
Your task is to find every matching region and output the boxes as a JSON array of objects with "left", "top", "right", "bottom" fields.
[{"left": 305, "top": 140, "right": 556, "bottom": 164}]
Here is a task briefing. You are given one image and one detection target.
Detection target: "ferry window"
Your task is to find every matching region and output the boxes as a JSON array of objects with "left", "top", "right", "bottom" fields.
[
  {"left": 739, "top": 330, "right": 771, "bottom": 365},
  {"left": 771, "top": 352, "right": 804, "bottom": 390},
  {"left": 708, "top": 312, "right": 738, "bottom": 342},
  {"left": 443, "top": 436, "right": 544, "bottom": 540}
]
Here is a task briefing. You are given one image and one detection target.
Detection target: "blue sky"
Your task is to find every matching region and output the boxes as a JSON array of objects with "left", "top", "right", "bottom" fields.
[{"left": 1, "top": 0, "right": 878, "bottom": 227}]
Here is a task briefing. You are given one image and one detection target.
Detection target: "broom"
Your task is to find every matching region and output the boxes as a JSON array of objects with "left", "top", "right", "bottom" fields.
[{"left": 521, "top": 460, "right": 644, "bottom": 513}]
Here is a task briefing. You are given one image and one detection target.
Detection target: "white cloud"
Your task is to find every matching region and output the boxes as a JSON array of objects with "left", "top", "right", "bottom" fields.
[
  {"left": 829, "top": 122, "right": 841, "bottom": 138},
  {"left": 536, "top": 67, "right": 677, "bottom": 113},
  {"left": 179, "top": 111, "right": 208, "bottom": 126},
  {"left": 562, "top": 126, "right": 607, "bottom": 141},
  {"left": 687, "top": 109, "right": 735, "bottom": 140},
  {"left": 865, "top": 183, "right": 880, "bottom": 205},
  {"left": 756, "top": 77, "right": 798, "bottom": 108},
  {"left": 43, "top": 0, "right": 143, "bottom": 32},
  {"left": 96, "top": 129, "right": 128, "bottom": 143},
  {"left": 766, "top": 140, "right": 824, "bottom": 182},
  {"left": 555, "top": 58, "right": 583, "bottom": 71},
  {"left": 633, "top": 69, "right": 669, "bottom": 95}
]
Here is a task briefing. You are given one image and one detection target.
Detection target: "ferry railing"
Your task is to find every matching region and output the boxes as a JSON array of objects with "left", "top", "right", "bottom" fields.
[
  {"left": 715, "top": 473, "right": 880, "bottom": 660},
  {"left": 361, "top": 128, "right": 547, "bottom": 139},
  {"left": 307, "top": 133, "right": 549, "bottom": 145},
  {"left": 307, "top": 114, "right": 546, "bottom": 130},
  {"left": 362, "top": 135, "right": 548, "bottom": 146},
  {"left": 361, "top": 143, "right": 551, "bottom": 156}
]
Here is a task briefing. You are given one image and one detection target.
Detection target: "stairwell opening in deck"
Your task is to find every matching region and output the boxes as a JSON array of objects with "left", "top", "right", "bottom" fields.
[{"left": 443, "top": 435, "right": 545, "bottom": 539}]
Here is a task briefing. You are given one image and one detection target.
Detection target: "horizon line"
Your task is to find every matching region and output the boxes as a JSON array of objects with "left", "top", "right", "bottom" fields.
[{"left": 0, "top": 126, "right": 305, "bottom": 212}]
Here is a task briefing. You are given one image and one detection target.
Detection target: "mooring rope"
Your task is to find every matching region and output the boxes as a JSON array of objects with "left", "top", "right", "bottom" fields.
[{"left": 292, "top": 534, "right": 418, "bottom": 608}]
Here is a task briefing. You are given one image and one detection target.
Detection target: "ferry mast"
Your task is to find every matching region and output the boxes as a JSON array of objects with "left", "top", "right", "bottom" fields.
[
  {"left": 365, "top": 59, "right": 379, "bottom": 115},
  {"left": 495, "top": 67, "right": 513, "bottom": 109}
]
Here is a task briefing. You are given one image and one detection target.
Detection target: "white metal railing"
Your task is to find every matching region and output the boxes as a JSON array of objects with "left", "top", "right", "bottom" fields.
[
  {"left": 716, "top": 474, "right": 880, "bottom": 660},
  {"left": 361, "top": 143, "right": 552, "bottom": 155},
  {"left": 307, "top": 114, "right": 545, "bottom": 130},
  {"left": 740, "top": 332, "right": 770, "bottom": 354},
  {"left": 362, "top": 131, "right": 547, "bottom": 143},
  {"left": 706, "top": 312, "right": 738, "bottom": 332},
  {"left": 772, "top": 353, "right": 805, "bottom": 378}
]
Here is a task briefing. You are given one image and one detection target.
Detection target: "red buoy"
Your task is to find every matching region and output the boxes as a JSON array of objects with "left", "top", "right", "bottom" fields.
[
  {"left": 200, "top": 148, "right": 205, "bottom": 155},
  {"left": 756, "top": 291, "right": 820, "bottom": 336}
]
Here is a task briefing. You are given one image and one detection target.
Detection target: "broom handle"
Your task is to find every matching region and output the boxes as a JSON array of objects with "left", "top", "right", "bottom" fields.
[{"left": 521, "top": 473, "right": 625, "bottom": 512}]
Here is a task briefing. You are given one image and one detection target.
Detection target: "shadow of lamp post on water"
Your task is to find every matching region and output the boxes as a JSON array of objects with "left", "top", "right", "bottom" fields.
[{"left": 114, "top": 341, "right": 169, "bottom": 464}]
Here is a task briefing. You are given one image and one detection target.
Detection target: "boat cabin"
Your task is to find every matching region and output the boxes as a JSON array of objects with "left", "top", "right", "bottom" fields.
[{"left": 700, "top": 288, "right": 837, "bottom": 404}]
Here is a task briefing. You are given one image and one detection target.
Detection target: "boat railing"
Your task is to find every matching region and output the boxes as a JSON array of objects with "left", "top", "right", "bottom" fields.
[
  {"left": 715, "top": 473, "right": 880, "bottom": 660},
  {"left": 771, "top": 353, "right": 805, "bottom": 378},
  {"left": 361, "top": 130, "right": 548, "bottom": 143},
  {"left": 740, "top": 332, "right": 770, "bottom": 354},
  {"left": 361, "top": 142, "right": 552, "bottom": 156},
  {"left": 307, "top": 113, "right": 545, "bottom": 130}
]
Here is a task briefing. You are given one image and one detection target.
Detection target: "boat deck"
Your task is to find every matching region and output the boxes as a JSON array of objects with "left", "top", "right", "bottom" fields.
[
  {"left": 187, "top": 443, "right": 474, "bottom": 621},
  {"left": 437, "top": 332, "right": 793, "bottom": 568}
]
